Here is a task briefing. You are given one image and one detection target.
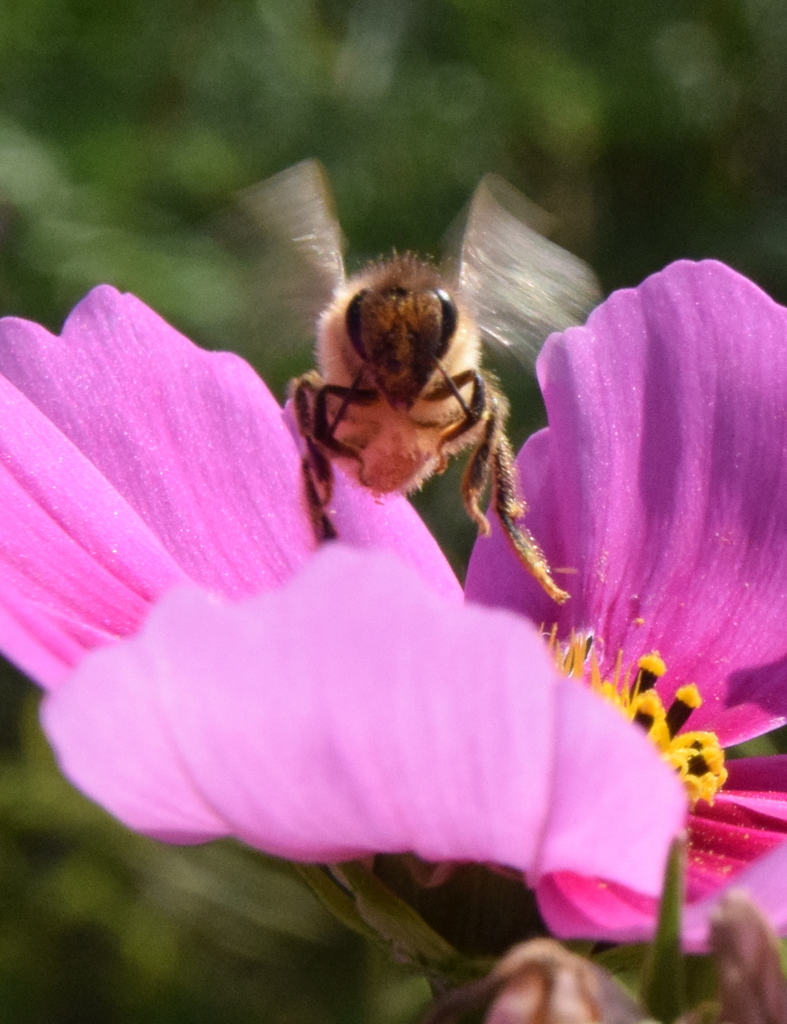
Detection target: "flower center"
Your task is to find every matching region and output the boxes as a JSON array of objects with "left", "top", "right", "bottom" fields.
[{"left": 548, "top": 630, "right": 727, "bottom": 808}]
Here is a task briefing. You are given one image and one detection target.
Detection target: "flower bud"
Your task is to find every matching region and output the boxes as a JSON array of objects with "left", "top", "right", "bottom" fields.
[
  {"left": 422, "top": 939, "right": 647, "bottom": 1024},
  {"left": 710, "top": 890, "right": 787, "bottom": 1024}
]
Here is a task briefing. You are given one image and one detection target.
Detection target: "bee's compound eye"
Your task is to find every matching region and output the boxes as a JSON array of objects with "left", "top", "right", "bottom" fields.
[
  {"left": 345, "top": 289, "right": 369, "bottom": 360},
  {"left": 434, "top": 289, "right": 458, "bottom": 358}
]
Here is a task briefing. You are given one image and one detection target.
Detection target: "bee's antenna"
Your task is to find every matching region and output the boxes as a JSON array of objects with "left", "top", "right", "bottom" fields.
[{"left": 435, "top": 360, "right": 474, "bottom": 420}]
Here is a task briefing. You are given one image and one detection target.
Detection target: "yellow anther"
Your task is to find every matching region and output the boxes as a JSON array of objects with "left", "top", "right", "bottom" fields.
[
  {"left": 637, "top": 653, "right": 666, "bottom": 678},
  {"left": 631, "top": 690, "right": 664, "bottom": 720},
  {"left": 668, "top": 731, "right": 728, "bottom": 805},
  {"left": 674, "top": 684, "right": 702, "bottom": 709}
]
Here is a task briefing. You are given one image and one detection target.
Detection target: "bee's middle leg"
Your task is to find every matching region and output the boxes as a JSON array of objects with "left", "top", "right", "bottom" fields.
[{"left": 435, "top": 369, "right": 494, "bottom": 532}]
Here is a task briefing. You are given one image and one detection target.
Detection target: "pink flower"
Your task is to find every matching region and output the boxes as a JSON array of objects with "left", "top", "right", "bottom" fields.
[
  {"left": 466, "top": 259, "right": 787, "bottom": 949},
  {"left": 0, "top": 283, "right": 685, "bottom": 950},
  {"left": 0, "top": 285, "right": 459, "bottom": 689}
]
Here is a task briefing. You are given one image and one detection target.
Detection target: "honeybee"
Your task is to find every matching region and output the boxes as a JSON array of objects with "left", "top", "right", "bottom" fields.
[{"left": 241, "top": 161, "right": 600, "bottom": 604}]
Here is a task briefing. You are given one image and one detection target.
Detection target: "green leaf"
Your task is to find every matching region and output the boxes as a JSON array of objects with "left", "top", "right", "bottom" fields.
[{"left": 640, "top": 836, "right": 686, "bottom": 1023}]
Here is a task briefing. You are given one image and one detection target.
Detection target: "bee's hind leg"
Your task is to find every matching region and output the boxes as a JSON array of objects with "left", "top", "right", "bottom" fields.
[
  {"left": 290, "top": 373, "right": 338, "bottom": 542},
  {"left": 463, "top": 377, "right": 569, "bottom": 605}
]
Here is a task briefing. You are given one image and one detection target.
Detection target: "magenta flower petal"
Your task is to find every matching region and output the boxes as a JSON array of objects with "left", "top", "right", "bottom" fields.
[
  {"left": 535, "top": 871, "right": 657, "bottom": 944},
  {"left": 467, "top": 260, "right": 787, "bottom": 744},
  {"left": 541, "top": 823, "right": 787, "bottom": 949},
  {"left": 0, "top": 372, "right": 187, "bottom": 688},
  {"left": 536, "top": 770, "right": 787, "bottom": 945},
  {"left": 726, "top": 755, "right": 787, "bottom": 797},
  {"left": 542, "top": 840, "right": 787, "bottom": 951},
  {"left": 687, "top": 796, "right": 787, "bottom": 900},
  {"left": 466, "top": 260, "right": 787, "bottom": 945},
  {"left": 682, "top": 839, "right": 787, "bottom": 950},
  {"left": 42, "top": 546, "right": 684, "bottom": 890},
  {"left": 0, "top": 286, "right": 316, "bottom": 596}
]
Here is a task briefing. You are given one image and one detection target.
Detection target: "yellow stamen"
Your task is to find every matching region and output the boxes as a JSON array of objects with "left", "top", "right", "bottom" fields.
[
  {"left": 675, "top": 684, "right": 702, "bottom": 709},
  {"left": 638, "top": 653, "right": 666, "bottom": 679},
  {"left": 548, "top": 632, "right": 727, "bottom": 808}
]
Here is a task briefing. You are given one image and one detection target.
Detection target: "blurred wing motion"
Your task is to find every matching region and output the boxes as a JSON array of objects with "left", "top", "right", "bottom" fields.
[
  {"left": 459, "top": 173, "right": 602, "bottom": 368},
  {"left": 236, "top": 159, "right": 346, "bottom": 340}
]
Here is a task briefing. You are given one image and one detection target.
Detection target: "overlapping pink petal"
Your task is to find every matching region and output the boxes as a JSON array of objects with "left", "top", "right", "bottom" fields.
[
  {"left": 466, "top": 259, "right": 787, "bottom": 945},
  {"left": 536, "top": 762, "right": 787, "bottom": 950},
  {"left": 42, "top": 544, "right": 685, "bottom": 894},
  {"left": 0, "top": 287, "right": 459, "bottom": 688}
]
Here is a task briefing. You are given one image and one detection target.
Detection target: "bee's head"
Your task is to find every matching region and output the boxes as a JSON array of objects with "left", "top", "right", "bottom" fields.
[{"left": 345, "top": 285, "right": 457, "bottom": 408}]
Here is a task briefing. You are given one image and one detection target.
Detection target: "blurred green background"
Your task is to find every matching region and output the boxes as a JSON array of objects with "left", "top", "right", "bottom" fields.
[{"left": 2, "top": 0, "right": 787, "bottom": 1018}]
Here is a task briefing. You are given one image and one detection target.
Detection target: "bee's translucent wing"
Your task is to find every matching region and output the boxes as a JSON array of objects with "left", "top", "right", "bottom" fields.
[
  {"left": 234, "top": 159, "right": 346, "bottom": 345},
  {"left": 459, "top": 174, "right": 602, "bottom": 368}
]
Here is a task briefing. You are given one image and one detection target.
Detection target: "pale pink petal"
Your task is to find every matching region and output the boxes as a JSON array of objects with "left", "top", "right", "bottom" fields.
[
  {"left": 537, "top": 779, "right": 787, "bottom": 947},
  {"left": 42, "top": 546, "right": 683, "bottom": 888},
  {"left": 540, "top": 852, "right": 787, "bottom": 950},
  {"left": 467, "top": 261, "right": 787, "bottom": 745},
  {"left": 535, "top": 678, "right": 686, "bottom": 892}
]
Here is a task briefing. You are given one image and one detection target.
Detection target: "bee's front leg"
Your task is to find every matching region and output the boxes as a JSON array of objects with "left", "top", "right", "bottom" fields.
[
  {"left": 464, "top": 374, "right": 569, "bottom": 605},
  {"left": 290, "top": 372, "right": 338, "bottom": 542}
]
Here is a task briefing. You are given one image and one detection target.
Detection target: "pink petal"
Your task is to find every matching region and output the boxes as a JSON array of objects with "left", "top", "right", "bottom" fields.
[
  {"left": 0, "top": 373, "right": 186, "bottom": 688},
  {"left": 536, "top": 770, "right": 787, "bottom": 947},
  {"left": 536, "top": 872, "right": 658, "bottom": 944},
  {"left": 726, "top": 755, "right": 787, "bottom": 797},
  {"left": 539, "top": 852, "right": 787, "bottom": 951},
  {"left": 688, "top": 798, "right": 787, "bottom": 900},
  {"left": 467, "top": 261, "right": 787, "bottom": 745},
  {"left": 535, "top": 678, "right": 686, "bottom": 890},
  {"left": 328, "top": 468, "right": 461, "bottom": 602},
  {"left": 42, "top": 546, "right": 683, "bottom": 890},
  {"left": 682, "top": 839, "right": 787, "bottom": 951},
  {"left": 0, "top": 286, "right": 315, "bottom": 597}
]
